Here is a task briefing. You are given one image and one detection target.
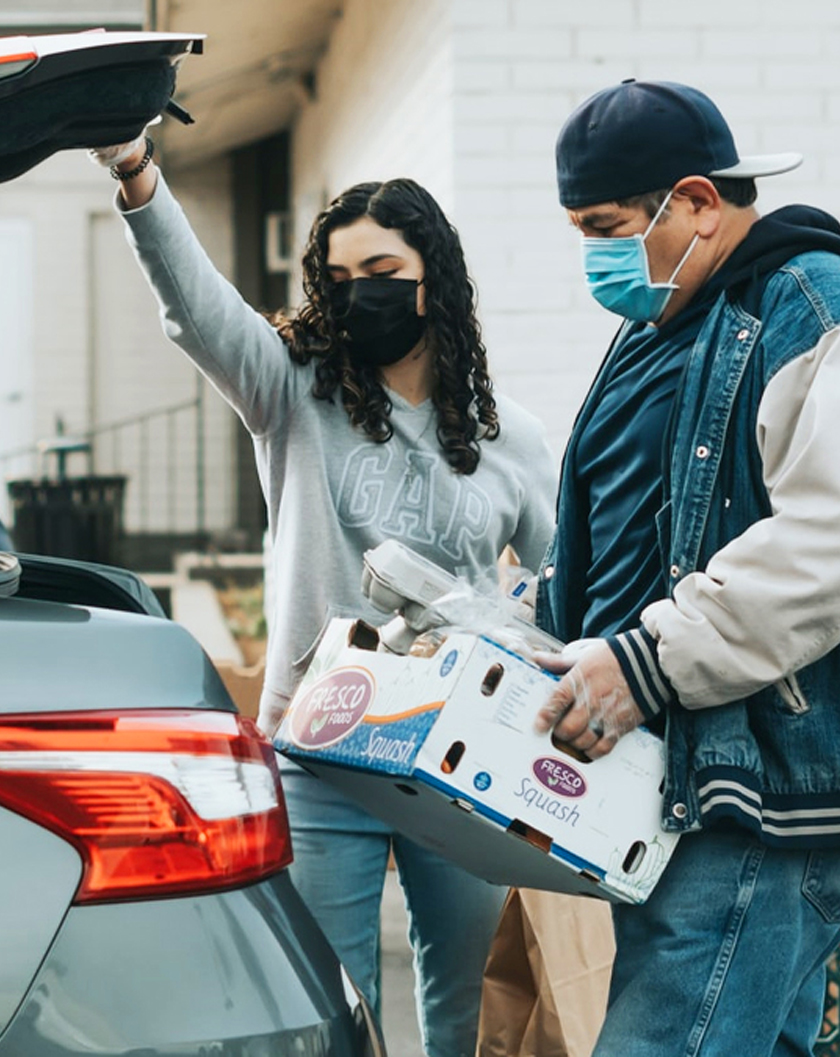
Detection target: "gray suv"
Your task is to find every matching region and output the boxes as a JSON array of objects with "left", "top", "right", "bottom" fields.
[{"left": 0, "top": 550, "right": 385, "bottom": 1056}]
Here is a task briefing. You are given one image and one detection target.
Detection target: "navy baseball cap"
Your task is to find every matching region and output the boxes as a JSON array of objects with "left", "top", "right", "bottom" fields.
[{"left": 556, "top": 79, "right": 802, "bottom": 209}]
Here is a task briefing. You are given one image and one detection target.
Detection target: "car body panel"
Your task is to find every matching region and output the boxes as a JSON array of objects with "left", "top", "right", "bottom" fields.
[
  {"left": 0, "top": 807, "right": 81, "bottom": 1035},
  {"left": 0, "top": 872, "right": 371, "bottom": 1056},
  {"left": 0, "top": 595, "right": 232, "bottom": 714},
  {"left": 15, "top": 552, "right": 167, "bottom": 616},
  {"left": 0, "top": 552, "right": 386, "bottom": 1055},
  {"left": 0, "top": 30, "right": 204, "bottom": 182}
]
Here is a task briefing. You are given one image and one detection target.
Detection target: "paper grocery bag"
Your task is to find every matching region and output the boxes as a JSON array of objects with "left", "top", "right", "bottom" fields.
[{"left": 476, "top": 888, "right": 615, "bottom": 1057}]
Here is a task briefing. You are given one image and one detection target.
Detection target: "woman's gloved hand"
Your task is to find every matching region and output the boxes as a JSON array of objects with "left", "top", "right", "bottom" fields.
[
  {"left": 533, "top": 639, "right": 645, "bottom": 759},
  {"left": 86, "top": 132, "right": 147, "bottom": 168},
  {"left": 87, "top": 115, "right": 161, "bottom": 169}
]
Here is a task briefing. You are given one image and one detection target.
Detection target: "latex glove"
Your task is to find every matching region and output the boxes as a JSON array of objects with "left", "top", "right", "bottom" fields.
[
  {"left": 86, "top": 133, "right": 147, "bottom": 168},
  {"left": 86, "top": 117, "right": 160, "bottom": 168},
  {"left": 533, "top": 639, "right": 645, "bottom": 759},
  {"left": 511, "top": 573, "right": 538, "bottom": 623}
]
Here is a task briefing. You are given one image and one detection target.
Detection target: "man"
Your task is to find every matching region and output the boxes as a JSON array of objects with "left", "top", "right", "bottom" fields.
[{"left": 534, "top": 79, "right": 840, "bottom": 1056}]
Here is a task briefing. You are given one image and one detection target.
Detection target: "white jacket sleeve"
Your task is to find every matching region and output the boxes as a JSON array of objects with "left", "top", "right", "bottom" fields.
[{"left": 642, "top": 326, "right": 840, "bottom": 708}]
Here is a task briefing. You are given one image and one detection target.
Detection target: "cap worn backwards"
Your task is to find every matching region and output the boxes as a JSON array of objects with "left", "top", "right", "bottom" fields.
[{"left": 556, "top": 78, "right": 802, "bottom": 209}]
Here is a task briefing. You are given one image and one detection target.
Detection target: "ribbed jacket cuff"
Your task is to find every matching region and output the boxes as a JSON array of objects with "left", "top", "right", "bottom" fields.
[{"left": 606, "top": 627, "right": 675, "bottom": 720}]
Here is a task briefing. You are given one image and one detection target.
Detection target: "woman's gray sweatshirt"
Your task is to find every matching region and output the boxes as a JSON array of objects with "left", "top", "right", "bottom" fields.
[{"left": 119, "top": 175, "right": 557, "bottom": 735}]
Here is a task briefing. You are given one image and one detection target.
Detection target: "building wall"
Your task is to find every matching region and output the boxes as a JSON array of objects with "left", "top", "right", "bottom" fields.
[
  {"left": 291, "top": 0, "right": 840, "bottom": 468},
  {"left": 0, "top": 147, "right": 236, "bottom": 533},
  {"left": 6, "top": 1, "right": 840, "bottom": 538},
  {"left": 290, "top": 0, "right": 454, "bottom": 285},
  {"left": 0, "top": 0, "right": 143, "bottom": 30},
  {"left": 448, "top": 0, "right": 840, "bottom": 460}
]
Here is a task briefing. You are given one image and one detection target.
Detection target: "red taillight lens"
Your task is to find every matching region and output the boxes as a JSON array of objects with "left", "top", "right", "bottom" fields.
[{"left": 0, "top": 710, "right": 293, "bottom": 903}]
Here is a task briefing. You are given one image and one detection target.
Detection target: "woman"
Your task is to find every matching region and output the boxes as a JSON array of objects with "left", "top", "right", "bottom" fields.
[{"left": 93, "top": 133, "right": 556, "bottom": 1057}]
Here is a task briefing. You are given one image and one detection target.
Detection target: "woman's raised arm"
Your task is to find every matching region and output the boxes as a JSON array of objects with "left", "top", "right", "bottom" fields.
[{"left": 88, "top": 133, "right": 158, "bottom": 208}]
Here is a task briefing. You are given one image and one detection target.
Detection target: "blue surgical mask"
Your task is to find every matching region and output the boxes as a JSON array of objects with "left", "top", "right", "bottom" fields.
[{"left": 580, "top": 190, "right": 699, "bottom": 323}]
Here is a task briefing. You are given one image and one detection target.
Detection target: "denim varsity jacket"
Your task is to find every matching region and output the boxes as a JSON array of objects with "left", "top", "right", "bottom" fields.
[{"left": 537, "top": 249, "right": 840, "bottom": 848}]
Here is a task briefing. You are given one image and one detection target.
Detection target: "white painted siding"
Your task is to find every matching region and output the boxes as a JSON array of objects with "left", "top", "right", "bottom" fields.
[
  {"left": 291, "top": 0, "right": 454, "bottom": 291},
  {"left": 0, "top": 216, "right": 34, "bottom": 524},
  {"left": 0, "top": 148, "right": 235, "bottom": 533},
  {"left": 291, "top": 0, "right": 840, "bottom": 465},
  {"left": 9, "top": 0, "right": 840, "bottom": 541},
  {"left": 450, "top": 0, "right": 840, "bottom": 458}
]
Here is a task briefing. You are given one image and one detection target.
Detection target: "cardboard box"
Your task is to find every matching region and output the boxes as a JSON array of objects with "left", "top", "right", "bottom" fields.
[
  {"left": 214, "top": 656, "right": 266, "bottom": 720},
  {"left": 275, "top": 618, "right": 680, "bottom": 904}
]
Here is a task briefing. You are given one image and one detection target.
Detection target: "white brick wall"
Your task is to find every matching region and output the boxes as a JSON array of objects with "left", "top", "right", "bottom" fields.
[
  {"left": 291, "top": 0, "right": 455, "bottom": 290},
  {"left": 446, "top": 0, "right": 840, "bottom": 459},
  {"left": 10, "top": 0, "right": 840, "bottom": 536}
]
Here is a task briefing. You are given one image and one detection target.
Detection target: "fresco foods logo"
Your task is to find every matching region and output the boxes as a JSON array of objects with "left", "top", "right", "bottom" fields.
[
  {"left": 289, "top": 667, "right": 375, "bottom": 748},
  {"left": 532, "top": 756, "right": 587, "bottom": 798}
]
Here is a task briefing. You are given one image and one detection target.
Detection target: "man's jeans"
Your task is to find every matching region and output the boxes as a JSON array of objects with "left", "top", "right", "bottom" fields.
[
  {"left": 594, "top": 826, "right": 840, "bottom": 1057},
  {"left": 281, "top": 765, "right": 506, "bottom": 1057}
]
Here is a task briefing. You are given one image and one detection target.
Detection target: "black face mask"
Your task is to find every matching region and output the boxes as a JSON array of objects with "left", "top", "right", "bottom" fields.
[{"left": 329, "top": 277, "right": 426, "bottom": 367}]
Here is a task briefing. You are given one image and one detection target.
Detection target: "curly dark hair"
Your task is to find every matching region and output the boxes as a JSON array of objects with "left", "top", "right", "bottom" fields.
[{"left": 271, "top": 178, "right": 498, "bottom": 474}]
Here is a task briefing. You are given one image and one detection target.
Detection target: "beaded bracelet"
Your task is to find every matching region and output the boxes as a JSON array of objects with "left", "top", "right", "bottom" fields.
[{"left": 110, "top": 136, "right": 155, "bottom": 181}]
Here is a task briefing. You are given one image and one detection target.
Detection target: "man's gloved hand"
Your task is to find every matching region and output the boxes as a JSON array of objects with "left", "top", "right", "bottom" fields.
[
  {"left": 510, "top": 572, "right": 538, "bottom": 623},
  {"left": 534, "top": 639, "right": 645, "bottom": 759}
]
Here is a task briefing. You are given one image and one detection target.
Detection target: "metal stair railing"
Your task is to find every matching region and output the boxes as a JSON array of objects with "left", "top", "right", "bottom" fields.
[{"left": 0, "top": 394, "right": 205, "bottom": 536}]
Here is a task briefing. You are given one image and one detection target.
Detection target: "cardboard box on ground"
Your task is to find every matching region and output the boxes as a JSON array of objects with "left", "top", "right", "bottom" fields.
[
  {"left": 214, "top": 656, "right": 265, "bottom": 720},
  {"left": 275, "top": 616, "right": 680, "bottom": 905}
]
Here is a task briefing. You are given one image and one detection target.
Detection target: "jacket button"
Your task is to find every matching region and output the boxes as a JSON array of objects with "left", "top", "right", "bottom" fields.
[
  {"left": 737, "top": 328, "right": 750, "bottom": 340},
  {"left": 695, "top": 444, "right": 710, "bottom": 459},
  {"left": 672, "top": 802, "right": 688, "bottom": 819},
  {"left": 544, "top": 565, "right": 555, "bottom": 580},
  {"left": 669, "top": 564, "right": 680, "bottom": 579}
]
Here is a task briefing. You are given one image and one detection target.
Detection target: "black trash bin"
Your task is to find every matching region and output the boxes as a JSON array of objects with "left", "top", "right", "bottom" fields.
[{"left": 7, "top": 474, "right": 127, "bottom": 565}]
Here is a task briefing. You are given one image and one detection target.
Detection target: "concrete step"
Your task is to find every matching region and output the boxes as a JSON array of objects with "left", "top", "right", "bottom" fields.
[{"left": 170, "top": 579, "right": 244, "bottom": 665}]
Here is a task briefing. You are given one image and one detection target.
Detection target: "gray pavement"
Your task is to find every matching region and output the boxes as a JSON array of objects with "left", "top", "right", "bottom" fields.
[{"left": 381, "top": 867, "right": 425, "bottom": 1056}]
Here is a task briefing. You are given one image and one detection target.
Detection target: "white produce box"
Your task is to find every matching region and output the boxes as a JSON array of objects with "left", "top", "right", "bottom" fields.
[{"left": 275, "top": 617, "right": 679, "bottom": 904}]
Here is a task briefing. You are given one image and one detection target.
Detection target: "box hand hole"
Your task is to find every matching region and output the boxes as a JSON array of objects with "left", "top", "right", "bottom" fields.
[
  {"left": 622, "top": 840, "right": 647, "bottom": 874},
  {"left": 551, "top": 733, "right": 592, "bottom": 764},
  {"left": 480, "top": 663, "right": 504, "bottom": 696},
  {"left": 349, "top": 619, "right": 380, "bottom": 651},
  {"left": 506, "top": 818, "right": 552, "bottom": 854},
  {"left": 440, "top": 740, "right": 465, "bottom": 774}
]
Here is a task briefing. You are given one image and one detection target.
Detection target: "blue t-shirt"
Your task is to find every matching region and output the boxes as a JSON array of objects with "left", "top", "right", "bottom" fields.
[{"left": 574, "top": 293, "right": 719, "bottom": 637}]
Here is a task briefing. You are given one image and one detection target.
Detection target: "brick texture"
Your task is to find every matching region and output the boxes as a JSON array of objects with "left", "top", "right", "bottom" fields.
[{"left": 7, "top": 0, "right": 839, "bottom": 531}]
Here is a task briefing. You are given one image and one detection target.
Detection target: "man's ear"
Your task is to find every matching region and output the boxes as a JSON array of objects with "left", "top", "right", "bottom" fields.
[{"left": 671, "top": 177, "right": 722, "bottom": 237}]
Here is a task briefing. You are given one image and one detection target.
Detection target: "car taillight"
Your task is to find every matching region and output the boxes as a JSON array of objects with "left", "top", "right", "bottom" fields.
[{"left": 0, "top": 710, "right": 293, "bottom": 903}]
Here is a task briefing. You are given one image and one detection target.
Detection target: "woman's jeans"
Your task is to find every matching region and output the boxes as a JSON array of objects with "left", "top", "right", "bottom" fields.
[
  {"left": 281, "top": 764, "right": 506, "bottom": 1057},
  {"left": 594, "top": 826, "right": 840, "bottom": 1057}
]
